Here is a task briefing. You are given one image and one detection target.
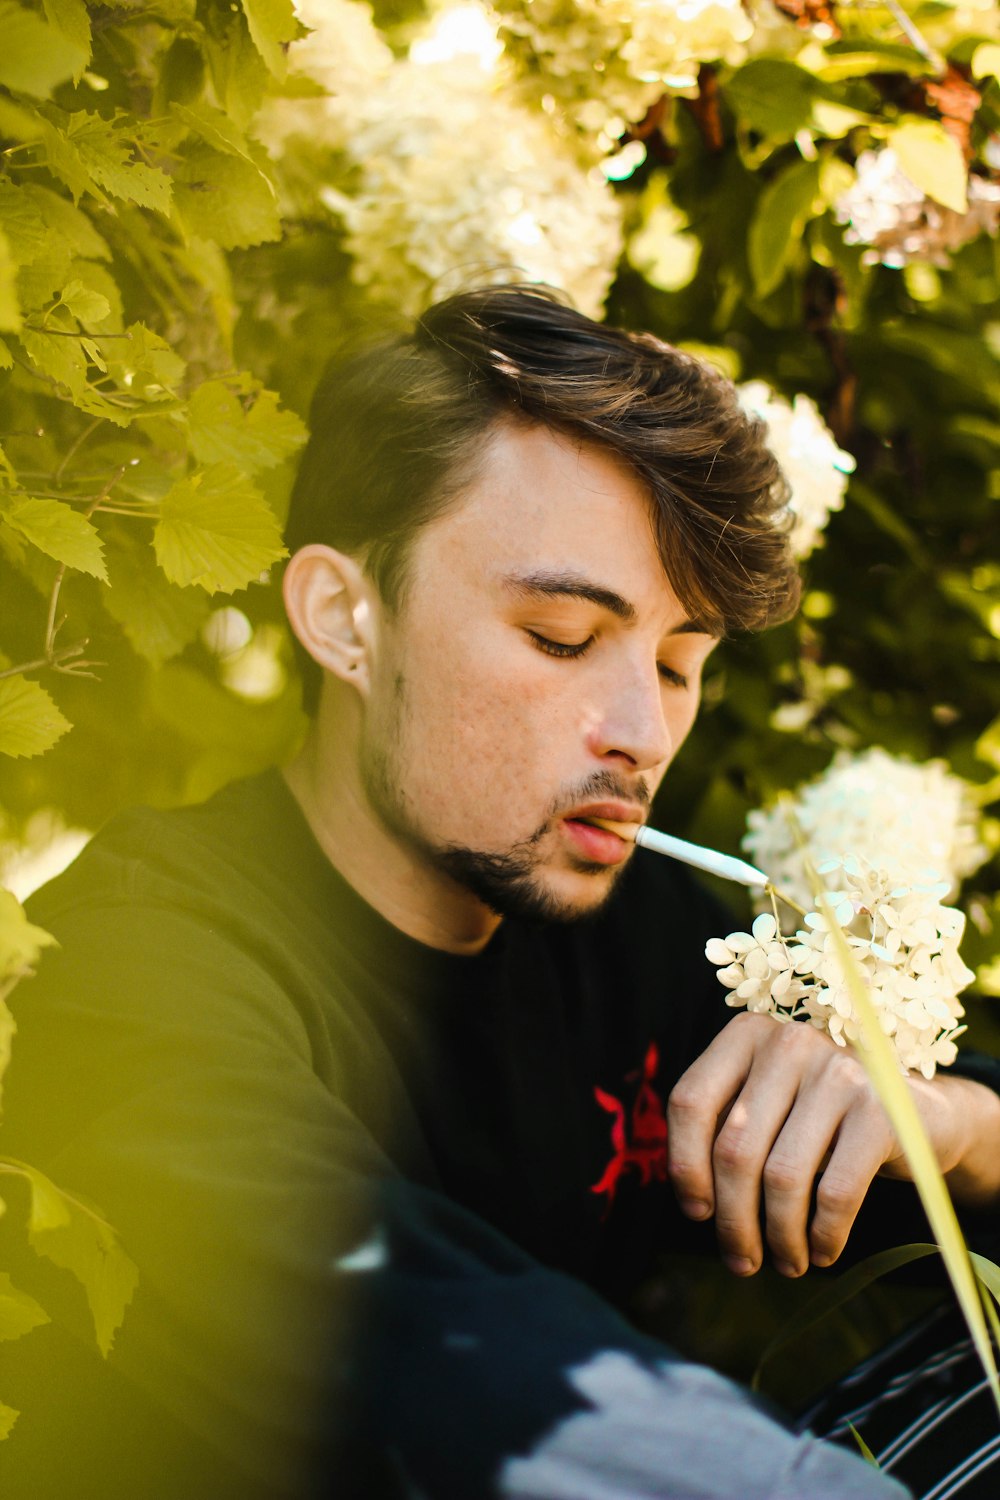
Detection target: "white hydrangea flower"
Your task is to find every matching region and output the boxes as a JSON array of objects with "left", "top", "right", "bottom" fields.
[
  {"left": 257, "top": 0, "right": 394, "bottom": 151},
  {"left": 706, "top": 859, "right": 973, "bottom": 1078},
  {"left": 744, "top": 747, "right": 989, "bottom": 906},
  {"left": 494, "top": 0, "right": 754, "bottom": 142},
  {"left": 834, "top": 149, "right": 1000, "bottom": 269},
  {"left": 264, "top": 1, "right": 623, "bottom": 318},
  {"left": 737, "top": 381, "right": 855, "bottom": 559}
]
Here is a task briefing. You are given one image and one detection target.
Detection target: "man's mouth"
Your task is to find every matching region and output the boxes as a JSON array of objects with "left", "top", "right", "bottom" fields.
[{"left": 561, "top": 804, "right": 643, "bottom": 866}]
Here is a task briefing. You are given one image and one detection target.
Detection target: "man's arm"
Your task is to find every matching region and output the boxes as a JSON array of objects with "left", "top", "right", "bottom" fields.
[
  {"left": 3, "top": 898, "right": 908, "bottom": 1500},
  {"left": 667, "top": 1011, "right": 1000, "bottom": 1279}
]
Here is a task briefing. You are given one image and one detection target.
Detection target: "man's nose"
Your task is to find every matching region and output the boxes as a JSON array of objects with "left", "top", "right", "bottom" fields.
[{"left": 585, "top": 661, "right": 673, "bottom": 772}]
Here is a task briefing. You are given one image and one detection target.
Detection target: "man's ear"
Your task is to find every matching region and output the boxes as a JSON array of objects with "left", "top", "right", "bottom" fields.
[{"left": 283, "top": 544, "right": 377, "bottom": 694}]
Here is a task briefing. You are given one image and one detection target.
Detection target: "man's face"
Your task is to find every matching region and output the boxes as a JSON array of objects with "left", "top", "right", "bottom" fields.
[{"left": 360, "top": 421, "right": 718, "bottom": 922}]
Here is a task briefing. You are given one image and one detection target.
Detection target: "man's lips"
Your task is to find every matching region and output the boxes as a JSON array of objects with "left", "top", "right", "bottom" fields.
[{"left": 561, "top": 804, "right": 644, "bottom": 865}]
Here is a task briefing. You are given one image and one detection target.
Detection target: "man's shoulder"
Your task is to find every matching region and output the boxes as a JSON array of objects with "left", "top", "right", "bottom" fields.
[{"left": 27, "top": 769, "right": 304, "bottom": 925}]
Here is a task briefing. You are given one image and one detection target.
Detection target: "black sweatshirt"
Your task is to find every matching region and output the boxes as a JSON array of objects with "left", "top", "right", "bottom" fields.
[{"left": 2, "top": 769, "right": 965, "bottom": 1498}]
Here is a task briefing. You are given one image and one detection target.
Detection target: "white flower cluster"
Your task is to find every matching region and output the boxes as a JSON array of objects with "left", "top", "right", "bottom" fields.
[
  {"left": 706, "top": 860, "right": 973, "bottom": 1078},
  {"left": 737, "top": 381, "right": 855, "bottom": 559},
  {"left": 266, "top": 0, "right": 623, "bottom": 318},
  {"left": 834, "top": 149, "right": 1000, "bottom": 269},
  {"left": 493, "top": 0, "right": 753, "bottom": 141},
  {"left": 744, "top": 747, "right": 989, "bottom": 906}
]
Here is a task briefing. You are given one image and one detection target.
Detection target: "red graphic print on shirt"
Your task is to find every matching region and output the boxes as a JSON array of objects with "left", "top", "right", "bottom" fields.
[{"left": 591, "top": 1042, "right": 669, "bottom": 1214}]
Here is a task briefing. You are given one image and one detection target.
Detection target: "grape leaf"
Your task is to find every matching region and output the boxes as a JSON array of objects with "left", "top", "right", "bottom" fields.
[
  {"left": 186, "top": 379, "right": 307, "bottom": 471},
  {"left": 203, "top": 13, "right": 270, "bottom": 129},
  {"left": 18, "top": 322, "right": 90, "bottom": 395},
  {"left": 21, "top": 183, "right": 111, "bottom": 262},
  {"left": 724, "top": 59, "right": 821, "bottom": 140},
  {"left": 103, "top": 321, "right": 186, "bottom": 398},
  {"left": 103, "top": 536, "right": 210, "bottom": 665},
  {"left": 2, "top": 497, "right": 107, "bottom": 580},
  {"left": 155, "top": 464, "right": 287, "bottom": 592},
  {"left": 240, "top": 0, "right": 298, "bottom": 79},
  {"left": 892, "top": 120, "right": 968, "bottom": 213},
  {"left": 173, "top": 144, "right": 281, "bottom": 249},
  {"left": 0, "top": 227, "right": 20, "bottom": 333},
  {"left": 0, "top": 181, "right": 50, "bottom": 267},
  {"left": 0, "top": 1273, "right": 49, "bottom": 1343},
  {"left": 61, "top": 111, "right": 173, "bottom": 213},
  {"left": 59, "top": 278, "right": 111, "bottom": 329},
  {"left": 173, "top": 100, "right": 254, "bottom": 164},
  {"left": 749, "top": 159, "right": 822, "bottom": 298},
  {"left": 0, "top": 676, "right": 72, "bottom": 758},
  {"left": 7, "top": 1159, "right": 138, "bottom": 1357},
  {"left": 41, "top": 0, "right": 92, "bottom": 63},
  {"left": 0, "top": 887, "right": 57, "bottom": 985},
  {"left": 0, "top": 1, "right": 88, "bottom": 98}
]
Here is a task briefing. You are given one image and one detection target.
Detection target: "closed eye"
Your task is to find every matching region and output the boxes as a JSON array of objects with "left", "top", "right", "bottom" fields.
[
  {"left": 526, "top": 630, "right": 594, "bottom": 659},
  {"left": 658, "top": 664, "right": 689, "bottom": 688}
]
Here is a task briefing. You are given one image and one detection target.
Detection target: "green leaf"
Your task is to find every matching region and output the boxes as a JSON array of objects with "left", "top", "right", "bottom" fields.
[
  {"left": 103, "top": 322, "right": 186, "bottom": 399},
  {"left": 173, "top": 144, "right": 280, "bottom": 249},
  {"left": 0, "top": 887, "right": 57, "bottom": 986},
  {"left": 2, "top": 497, "right": 107, "bottom": 580},
  {"left": 155, "top": 463, "right": 287, "bottom": 593},
  {"left": 103, "top": 536, "right": 210, "bottom": 666},
  {"left": 0, "top": 1272, "right": 50, "bottom": 1343},
  {"left": 0, "top": 1401, "right": 18, "bottom": 1439},
  {"left": 20, "top": 183, "right": 111, "bottom": 262},
  {"left": 0, "top": 676, "right": 71, "bottom": 758},
  {"left": 3, "top": 1158, "right": 138, "bottom": 1357},
  {"left": 749, "top": 159, "right": 822, "bottom": 298},
  {"left": 173, "top": 100, "right": 254, "bottom": 164},
  {"left": 725, "top": 60, "right": 821, "bottom": 139},
  {"left": 753, "top": 1242, "right": 939, "bottom": 1389},
  {"left": 203, "top": 14, "right": 270, "bottom": 129},
  {"left": 240, "top": 0, "right": 298, "bottom": 78},
  {"left": 41, "top": 0, "right": 92, "bottom": 64},
  {"left": 59, "top": 277, "right": 111, "bottom": 329},
  {"left": 186, "top": 379, "right": 307, "bottom": 471},
  {"left": 61, "top": 111, "right": 172, "bottom": 213},
  {"left": 891, "top": 120, "right": 968, "bottom": 213},
  {"left": 0, "top": 1, "right": 88, "bottom": 98},
  {"left": 18, "top": 322, "right": 89, "bottom": 395},
  {"left": 811, "top": 44, "right": 931, "bottom": 83},
  {"left": 0, "top": 227, "right": 20, "bottom": 333},
  {"left": 0, "top": 181, "right": 51, "bottom": 267}
]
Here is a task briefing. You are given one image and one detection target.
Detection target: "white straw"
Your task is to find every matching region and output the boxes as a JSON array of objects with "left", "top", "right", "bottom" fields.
[{"left": 634, "top": 825, "right": 770, "bottom": 889}]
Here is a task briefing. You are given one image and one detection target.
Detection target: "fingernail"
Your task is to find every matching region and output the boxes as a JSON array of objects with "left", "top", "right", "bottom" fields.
[
  {"left": 723, "top": 1255, "right": 756, "bottom": 1276},
  {"left": 811, "top": 1251, "right": 833, "bottom": 1268},
  {"left": 680, "top": 1198, "right": 711, "bottom": 1220},
  {"left": 774, "top": 1259, "right": 803, "bottom": 1278}
]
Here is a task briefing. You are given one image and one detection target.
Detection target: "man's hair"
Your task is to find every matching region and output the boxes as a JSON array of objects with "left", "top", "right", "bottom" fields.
[{"left": 285, "top": 284, "right": 799, "bottom": 710}]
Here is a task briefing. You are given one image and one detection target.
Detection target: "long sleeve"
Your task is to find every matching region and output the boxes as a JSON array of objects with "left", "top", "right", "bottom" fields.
[{"left": 1, "top": 886, "right": 910, "bottom": 1500}]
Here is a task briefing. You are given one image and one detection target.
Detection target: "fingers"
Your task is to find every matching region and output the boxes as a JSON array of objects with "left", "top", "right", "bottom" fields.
[
  {"left": 667, "top": 1012, "right": 762, "bottom": 1225},
  {"left": 669, "top": 1014, "right": 896, "bottom": 1280}
]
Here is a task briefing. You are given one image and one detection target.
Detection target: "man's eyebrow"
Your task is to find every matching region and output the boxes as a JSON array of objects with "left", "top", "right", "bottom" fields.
[
  {"left": 502, "top": 570, "right": 636, "bottom": 621},
  {"left": 501, "top": 571, "right": 717, "bottom": 635}
]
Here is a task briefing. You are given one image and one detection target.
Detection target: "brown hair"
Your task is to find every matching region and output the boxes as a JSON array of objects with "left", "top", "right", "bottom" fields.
[{"left": 285, "top": 284, "right": 799, "bottom": 709}]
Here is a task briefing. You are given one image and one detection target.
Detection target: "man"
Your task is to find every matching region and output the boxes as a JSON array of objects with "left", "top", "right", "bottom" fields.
[{"left": 4, "top": 286, "right": 999, "bottom": 1498}]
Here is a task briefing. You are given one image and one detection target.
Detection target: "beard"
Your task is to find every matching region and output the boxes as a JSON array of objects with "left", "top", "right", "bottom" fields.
[{"left": 360, "top": 679, "right": 650, "bottom": 924}]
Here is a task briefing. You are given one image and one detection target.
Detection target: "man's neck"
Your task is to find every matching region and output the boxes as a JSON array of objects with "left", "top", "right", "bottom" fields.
[{"left": 283, "top": 731, "right": 502, "bottom": 957}]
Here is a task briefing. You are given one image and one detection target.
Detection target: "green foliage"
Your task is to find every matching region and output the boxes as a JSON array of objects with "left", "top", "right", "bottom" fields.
[{"left": 0, "top": 0, "right": 999, "bottom": 1426}]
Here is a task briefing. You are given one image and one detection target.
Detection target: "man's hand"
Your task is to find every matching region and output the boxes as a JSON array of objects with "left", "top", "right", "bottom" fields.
[{"left": 667, "top": 1012, "right": 1000, "bottom": 1279}]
